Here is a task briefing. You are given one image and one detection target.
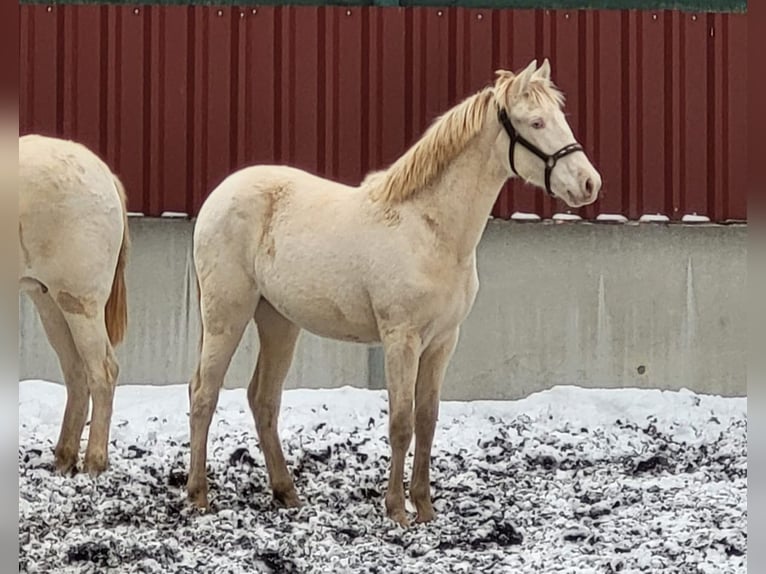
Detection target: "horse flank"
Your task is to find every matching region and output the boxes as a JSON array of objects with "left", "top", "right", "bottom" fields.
[{"left": 104, "top": 174, "right": 130, "bottom": 346}]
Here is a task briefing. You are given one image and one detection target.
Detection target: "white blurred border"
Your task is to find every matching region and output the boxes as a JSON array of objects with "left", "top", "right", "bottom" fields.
[{"left": 0, "top": 0, "right": 19, "bottom": 569}]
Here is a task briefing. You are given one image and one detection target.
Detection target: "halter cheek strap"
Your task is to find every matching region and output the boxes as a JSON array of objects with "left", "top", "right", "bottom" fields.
[{"left": 498, "top": 108, "right": 584, "bottom": 198}]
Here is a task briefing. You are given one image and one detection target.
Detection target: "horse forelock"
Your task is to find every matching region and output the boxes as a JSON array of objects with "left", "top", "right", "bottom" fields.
[{"left": 525, "top": 80, "right": 566, "bottom": 109}]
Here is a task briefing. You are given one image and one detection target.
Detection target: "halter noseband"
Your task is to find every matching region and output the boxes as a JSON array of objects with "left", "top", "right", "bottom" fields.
[{"left": 498, "top": 108, "right": 584, "bottom": 198}]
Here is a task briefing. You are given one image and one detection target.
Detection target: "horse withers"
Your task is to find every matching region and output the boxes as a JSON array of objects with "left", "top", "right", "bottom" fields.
[
  {"left": 187, "top": 59, "right": 601, "bottom": 525},
  {"left": 19, "top": 134, "right": 129, "bottom": 475}
]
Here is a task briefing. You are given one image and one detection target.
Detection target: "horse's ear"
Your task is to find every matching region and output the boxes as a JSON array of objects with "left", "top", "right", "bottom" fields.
[
  {"left": 518, "top": 59, "right": 538, "bottom": 78},
  {"left": 510, "top": 59, "right": 537, "bottom": 97},
  {"left": 533, "top": 58, "right": 551, "bottom": 82}
]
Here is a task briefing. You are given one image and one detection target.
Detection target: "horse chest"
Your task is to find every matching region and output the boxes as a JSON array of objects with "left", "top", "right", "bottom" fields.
[{"left": 422, "top": 265, "right": 480, "bottom": 335}]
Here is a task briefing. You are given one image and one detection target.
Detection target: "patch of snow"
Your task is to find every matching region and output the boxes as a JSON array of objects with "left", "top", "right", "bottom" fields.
[
  {"left": 160, "top": 211, "right": 189, "bottom": 219},
  {"left": 510, "top": 212, "right": 542, "bottom": 222},
  {"left": 639, "top": 213, "right": 671, "bottom": 223},
  {"left": 552, "top": 213, "right": 582, "bottom": 222},
  {"left": 19, "top": 381, "right": 747, "bottom": 573},
  {"left": 126, "top": 212, "right": 144, "bottom": 218},
  {"left": 682, "top": 214, "right": 711, "bottom": 223},
  {"left": 595, "top": 214, "right": 628, "bottom": 223}
]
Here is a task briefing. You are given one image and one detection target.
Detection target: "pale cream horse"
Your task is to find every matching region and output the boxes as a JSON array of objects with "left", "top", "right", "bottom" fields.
[
  {"left": 19, "top": 134, "right": 129, "bottom": 475},
  {"left": 188, "top": 59, "right": 601, "bottom": 525}
]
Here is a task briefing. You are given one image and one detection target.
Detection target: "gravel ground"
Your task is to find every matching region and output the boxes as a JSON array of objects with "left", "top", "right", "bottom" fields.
[{"left": 19, "top": 381, "right": 747, "bottom": 573}]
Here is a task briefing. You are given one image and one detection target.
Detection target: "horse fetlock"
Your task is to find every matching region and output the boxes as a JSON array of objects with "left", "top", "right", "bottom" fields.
[
  {"left": 83, "top": 450, "right": 108, "bottom": 475},
  {"left": 415, "top": 506, "right": 436, "bottom": 524},
  {"left": 273, "top": 486, "right": 301, "bottom": 508},
  {"left": 385, "top": 491, "right": 409, "bottom": 520},
  {"left": 386, "top": 504, "right": 411, "bottom": 528},
  {"left": 187, "top": 480, "right": 210, "bottom": 509},
  {"left": 410, "top": 481, "right": 430, "bottom": 504},
  {"left": 54, "top": 446, "right": 79, "bottom": 475}
]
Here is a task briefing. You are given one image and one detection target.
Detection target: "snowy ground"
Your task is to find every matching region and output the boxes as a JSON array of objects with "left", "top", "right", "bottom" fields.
[{"left": 19, "top": 381, "right": 746, "bottom": 573}]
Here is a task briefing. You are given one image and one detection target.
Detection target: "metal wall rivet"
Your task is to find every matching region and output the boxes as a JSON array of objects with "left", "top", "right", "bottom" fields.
[
  {"left": 46, "top": 6, "right": 52, "bottom": 12},
  {"left": 133, "top": 8, "right": 140, "bottom": 15},
  {"left": 477, "top": 13, "right": 483, "bottom": 20},
  {"left": 217, "top": 10, "right": 223, "bottom": 17},
  {"left": 437, "top": 10, "right": 443, "bottom": 16},
  {"left": 346, "top": 10, "right": 352, "bottom": 16}
]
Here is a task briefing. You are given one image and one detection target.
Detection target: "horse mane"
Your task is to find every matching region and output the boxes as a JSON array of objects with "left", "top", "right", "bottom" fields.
[{"left": 363, "top": 87, "right": 496, "bottom": 204}]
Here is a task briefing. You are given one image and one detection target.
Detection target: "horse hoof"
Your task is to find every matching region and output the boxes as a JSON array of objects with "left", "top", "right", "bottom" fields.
[
  {"left": 83, "top": 456, "right": 107, "bottom": 476},
  {"left": 415, "top": 512, "right": 436, "bottom": 524},
  {"left": 54, "top": 453, "right": 78, "bottom": 476},
  {"left": 187, "top": 485, "right": 210, "bottom": 510},
  {"left": 415, "top": 508, "right": 436, "bottom": 524},
  {"left": 387, "top": 509, "right": 411, "bottom": 528},
  {"left": 274, "top": 490, "right": 302, "bottom": 508}
]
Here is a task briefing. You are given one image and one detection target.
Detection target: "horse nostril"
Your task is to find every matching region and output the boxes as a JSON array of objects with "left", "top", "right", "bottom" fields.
[{"left": 585, "top": 177, "right": 594, "bottom": 194}]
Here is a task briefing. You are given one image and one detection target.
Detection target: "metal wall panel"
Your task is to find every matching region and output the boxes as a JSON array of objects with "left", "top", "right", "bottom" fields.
[{"left": 19, "top": 5, "right": 747, "bottom": 221}]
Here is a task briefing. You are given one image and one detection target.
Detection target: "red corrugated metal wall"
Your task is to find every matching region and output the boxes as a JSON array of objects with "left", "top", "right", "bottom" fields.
[{"left": 19, "top": 5, "right": 747, "bottom": 221}]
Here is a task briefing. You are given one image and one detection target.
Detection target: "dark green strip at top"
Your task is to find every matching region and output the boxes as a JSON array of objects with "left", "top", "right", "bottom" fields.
[
  {"left": 402, "top": 0, "right": 746, "bottom": 9},
  {"left": 20, "top": 0, "right": 747, "bottom": 12}
]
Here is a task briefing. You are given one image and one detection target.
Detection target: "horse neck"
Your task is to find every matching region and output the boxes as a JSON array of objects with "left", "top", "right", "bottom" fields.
[{"left": 412, "top": 122, "right": 508, "bottom": 261}]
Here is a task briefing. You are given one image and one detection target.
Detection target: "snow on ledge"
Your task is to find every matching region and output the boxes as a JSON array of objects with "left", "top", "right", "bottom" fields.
[
  {"left": 160, "top": 211, "right": 189, "bottom": 219},
  {"left": 510, "top": 212, "right": 542, "bottom": 222},
  {"left": 682, "top": 214, "right": 711, "bottom": 223},
  {"left": 552, "top": 212, "right": 582, "bottom": 222},
  {"left": 127, "top": 211, "right": 144, "bottom": 218},
  {"left": 639, "top": 213, "right": 671, "bottom": 223},
  {"left": 595, "top": 213, "right": 628, "bottom": 223}
]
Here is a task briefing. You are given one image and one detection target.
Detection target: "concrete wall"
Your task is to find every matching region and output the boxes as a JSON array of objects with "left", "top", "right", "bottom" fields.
[{"left": 19, "top": 218, "right": 747, "bottom": 400}]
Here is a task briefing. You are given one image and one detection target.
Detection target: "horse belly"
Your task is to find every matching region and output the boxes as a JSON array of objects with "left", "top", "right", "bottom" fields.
[{"left": 259, "top": 281, "right": 380, "bottom": 344}]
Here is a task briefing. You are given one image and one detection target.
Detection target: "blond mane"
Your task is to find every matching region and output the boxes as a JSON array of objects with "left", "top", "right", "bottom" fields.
[{"left": 364, "top": 87, "right": 495, "bottom": 204}]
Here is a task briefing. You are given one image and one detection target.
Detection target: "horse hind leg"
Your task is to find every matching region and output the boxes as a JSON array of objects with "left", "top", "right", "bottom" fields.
[
  {"left": 248, "top": 299, "right": 301, "bottom": 507},
  {"left": 60, "top": 306, "right": 119, "bottom": 475},
  {"left": 187, "top": 276, "right": 259, "bottom": 509},
  {"left": 27, "top": 289, "right": 89, "bottom": 474}
]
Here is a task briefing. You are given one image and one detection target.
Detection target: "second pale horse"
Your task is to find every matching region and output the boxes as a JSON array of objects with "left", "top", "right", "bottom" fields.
[{"left": 187, "top": 59, "right": 602, "bottom": 525}]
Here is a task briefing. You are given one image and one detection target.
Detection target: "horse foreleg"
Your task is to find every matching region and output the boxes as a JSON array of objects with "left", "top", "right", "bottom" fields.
[
  {"left": 382, "top": 330, "right": 421, "bottom": 527},
  {"left": 411, "top": 328, "right": 459, "bottom": 523},
  {"left": 249, "top": 300, "right": 301, "bottom": 507}
]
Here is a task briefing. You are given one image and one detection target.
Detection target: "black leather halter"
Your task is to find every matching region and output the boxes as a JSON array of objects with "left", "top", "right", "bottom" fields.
[{"left": 498, "top": 108, "right": 584, "bottom": 198}]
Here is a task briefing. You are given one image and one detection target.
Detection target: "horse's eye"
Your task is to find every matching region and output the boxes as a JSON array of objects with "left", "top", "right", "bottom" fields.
[{"left": 531, "top": 119, "right": 545, "bottom": 130}]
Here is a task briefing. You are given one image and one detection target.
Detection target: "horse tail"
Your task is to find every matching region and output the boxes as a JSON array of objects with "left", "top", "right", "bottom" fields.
[{"left": 105, "top": 173, "right": 130, "bottom": 346}]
